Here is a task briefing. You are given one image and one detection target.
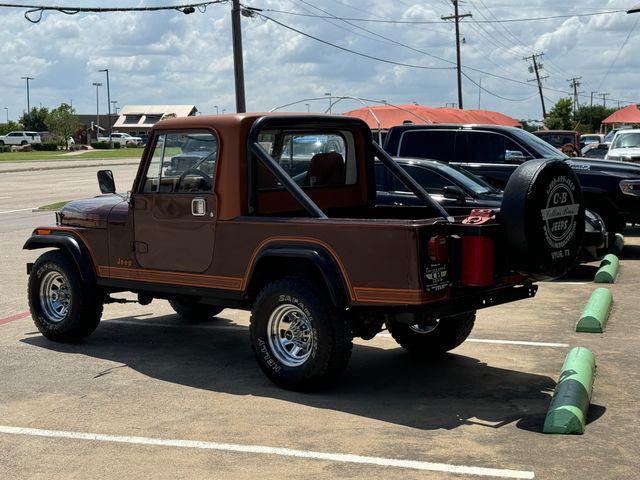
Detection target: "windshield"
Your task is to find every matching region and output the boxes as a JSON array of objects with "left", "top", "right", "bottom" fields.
[
  {"left": 436, "top": 163, "right": 499, "bottom": 195},
  {"left": 612, "top": 132, "right": 640, "bottom": 149},
  {"left": 510, "top": 129, "right": 568, "bottom": 159}
]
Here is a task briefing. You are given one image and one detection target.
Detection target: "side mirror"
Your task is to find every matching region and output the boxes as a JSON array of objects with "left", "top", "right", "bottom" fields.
[
  {"left": 504, "top": 150, "right": 528, "bottom": 163},
  {"left": 443, "top": 185, "right": 466, "bottom": 204},
  {"left": 97, "top": 169, "right": 116, "bottom": 194}
]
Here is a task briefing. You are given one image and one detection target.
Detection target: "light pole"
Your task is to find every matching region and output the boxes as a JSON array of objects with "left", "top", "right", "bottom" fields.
[
  {"left": 214, "top": 105, "right": 219, "bottom": 115},
  {"left": 3, "top": 107, "right": 8, "bottom": 123},
  {"left": 21, "top": 76, "right": 34, "bottom": 113},
  {"left": 305, "top": 103, "right": 310, "bottom": 112},
  {"left": 99, "top": 69, "right": 112, "bottom": 143},
  {"left": 111, "top": 100, "right": 118, "bottom": 116},
  {"left": 92, "top": 82, "right": 102, "bottom": 140},
  {"left": 324, "top": 92, "right": 332, "bottom": 114},
  {"left": 222, "top": 108, "right": 226, "bottom": 114}
]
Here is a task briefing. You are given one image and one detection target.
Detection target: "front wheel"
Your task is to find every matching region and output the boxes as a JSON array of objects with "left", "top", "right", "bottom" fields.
[
  {"left": 28, "top": 250, "right": 103, "bottom": 342},
  {"left": 250, "top": 278, "right": 353, "bottom": 391},
  {"left": 387, "top": 311, "right": 476, "bottom": 357}
]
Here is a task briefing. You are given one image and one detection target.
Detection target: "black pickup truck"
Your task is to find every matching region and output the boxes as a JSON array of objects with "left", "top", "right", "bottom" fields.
[{"left": 383, "top": 124, "right": 640, "bottom": 233}]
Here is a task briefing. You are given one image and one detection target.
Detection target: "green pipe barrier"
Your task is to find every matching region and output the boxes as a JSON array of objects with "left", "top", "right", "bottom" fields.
[
  {"left": 594, "top": 254, "right": 619, "bottom": 284},
  {"left": 610, "top": 233, "right": 624, "bottom": 257},
  {"left": 576, "top": 288, "right": 612, "bottom": 333},
  {"left": 543, "top": 347, "right": 596, "bottom": 434}
]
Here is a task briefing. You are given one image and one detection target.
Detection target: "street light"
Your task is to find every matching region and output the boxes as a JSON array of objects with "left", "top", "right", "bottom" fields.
[
  {"left": 222, "top": 108, "right": 226, "bottom": 114},
  {"left": 98, "top": 69, "right": 112, "bottom": 143},
  {"left": 92, "top": 82, "right": 102, "bottom": 139},
  {"left": 628, "top": 4, "right": 640, "bottom": 13},
  {"left": 21, "top": 76, "right": 34, "bottom": 112},
  {"left": 324, "top": 92, "right": 332, "bottom": 114},
  {"left": 3, "top": 107, "right": 8, "bottom": 123},
  {"left": 214, "top": 105, "right": 219, "bottom": 115}
]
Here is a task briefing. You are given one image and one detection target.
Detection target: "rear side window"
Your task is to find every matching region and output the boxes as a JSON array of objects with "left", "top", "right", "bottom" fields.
[
  {"left": 397, "top": 130, "right": 455, "bottom": 161},
  {"left": 463, "top": 132, "right": 525, "bottom": 164}
]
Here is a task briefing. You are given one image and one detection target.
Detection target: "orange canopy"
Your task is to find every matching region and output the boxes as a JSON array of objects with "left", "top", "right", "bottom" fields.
[
  {"left": 602, "top": 104, "right": 640, "bottom": 124},
  {"left": 342, "top": 104, "right": 521, "bottom": 129}
]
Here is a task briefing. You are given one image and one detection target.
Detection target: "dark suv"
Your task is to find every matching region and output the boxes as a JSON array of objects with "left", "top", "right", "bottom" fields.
[{"left": 384, "top": 124, "right": 640, "bottom": 233}]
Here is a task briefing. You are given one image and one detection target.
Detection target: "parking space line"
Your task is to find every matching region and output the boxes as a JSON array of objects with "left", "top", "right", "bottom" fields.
[
  {"left": 0, "top": 207, "right": 36, "bottom": 214},
  {"left": 0, "top": 311, "right": 31, "bottom": 326},
  {"left": 0, "top": 425, "right": 535, "bottom": 479},
  {"left": 377, "top": 333, "right": 568, "bottom": 348}
]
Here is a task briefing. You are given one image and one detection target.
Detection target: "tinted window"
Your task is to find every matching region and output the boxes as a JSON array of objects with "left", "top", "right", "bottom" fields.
[
  {"left": 392, "top": 165, "right": 453, "bottom": 194},
  {"left": 464, "top": 132, "right": 527, "bottom": 164},
  {"left": 509, "top": 129, "right": 566, "bottom": 159},
  {"left": 612, "top": 132, "right": 640, "bottom": 149},
  {"left": 398, "top": 130, "right": 455, "bottom": 161}
]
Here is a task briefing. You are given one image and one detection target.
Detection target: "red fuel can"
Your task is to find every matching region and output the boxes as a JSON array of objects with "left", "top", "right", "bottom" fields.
[{"left": 461, "top": 236, "right": 495, "bottom": 287}]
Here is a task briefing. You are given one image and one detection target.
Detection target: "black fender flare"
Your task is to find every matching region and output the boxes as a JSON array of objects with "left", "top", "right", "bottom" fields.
[
  {"left": 23, "top": 234, "right": 97, "bottom": 284},
  {"left": 246, "top": 244, "right": 350, "bottom": 308}
]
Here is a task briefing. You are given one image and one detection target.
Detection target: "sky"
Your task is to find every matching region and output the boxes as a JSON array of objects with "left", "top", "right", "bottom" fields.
[{"left": 0, "top": 0, "right": 639, "bottom": 122}]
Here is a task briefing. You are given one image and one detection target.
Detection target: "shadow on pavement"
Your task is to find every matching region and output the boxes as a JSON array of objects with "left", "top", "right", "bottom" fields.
[
  {"left": 550, "top": 264, "right": 598, "bottom": 282},
  {"left": 619, "top": 245, "right": 640, "bottom": 260},
  {"left": 22, "top": 313, "right": 584, "bottom": 432}
]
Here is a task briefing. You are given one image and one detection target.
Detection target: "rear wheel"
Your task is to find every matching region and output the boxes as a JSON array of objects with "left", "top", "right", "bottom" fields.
[
  {"left": 169, "top": 299, "right": 223, "bottom": 320},
  {"left": 28, "top": 250, "right": 103, "bottom": 342},
  {"left": 20, "top": 140, "right": 27, "bottom": 146},
  {"left": 387, "top": 311, "right": 476, "bottom": 356},
  {"left": 250, "top": 278, "right": 352, "bottom": 391}
]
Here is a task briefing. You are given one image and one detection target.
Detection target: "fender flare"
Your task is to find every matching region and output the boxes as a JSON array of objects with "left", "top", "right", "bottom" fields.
[
  {"left": 246, "top": 244, "right": 350, "bottom": 308},
  {"left": 23, "top": 234, "right": 97, "bottom": 284}
]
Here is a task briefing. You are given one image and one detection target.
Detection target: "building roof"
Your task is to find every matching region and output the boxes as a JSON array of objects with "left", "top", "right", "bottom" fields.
[
  {"left": 113, "top": 104, "right": 197, "bottom": 129},
  {"left": 602, "top": 104, "right": 640, "bottom": 125},
  {"left": 342, "top": 104, "right": 521, "bottom": 129}
]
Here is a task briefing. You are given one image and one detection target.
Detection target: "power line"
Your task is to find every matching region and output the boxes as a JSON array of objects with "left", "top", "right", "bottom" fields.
[{"left": 597, "top": 16, "right": 640, "bottom": 91}]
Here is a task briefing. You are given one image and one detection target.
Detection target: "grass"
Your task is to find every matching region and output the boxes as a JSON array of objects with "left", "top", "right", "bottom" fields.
[
  {"left": 0, "top": 148, "right": 145, "bottom": 162},
  {"left": 37, "top": 200, "right": 71, "bottom": 211}
]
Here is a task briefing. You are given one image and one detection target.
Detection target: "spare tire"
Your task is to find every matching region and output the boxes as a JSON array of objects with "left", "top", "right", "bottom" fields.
[{"left": 501, "top": 159, "right": 585, "bottom": 280}]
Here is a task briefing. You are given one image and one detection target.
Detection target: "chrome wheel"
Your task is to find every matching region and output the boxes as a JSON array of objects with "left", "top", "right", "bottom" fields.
[
  {"left": 409, "top": 318, "right": 440, "bottom": 334},
  {"left": 39, "top": 271, "right": 71, "bottom": 322},
  {"left": 267, "top": 303, "right": 315, "bottom": 367}
]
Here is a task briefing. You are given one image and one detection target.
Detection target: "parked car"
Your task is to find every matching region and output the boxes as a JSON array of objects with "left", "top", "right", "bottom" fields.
[
  {"left": 24, "top": 113, "right": 586, "bottom": 390},
  {"left": 581, "top": 134, "right": 604, "bottom": 146},
  {"left": 375, "top": 157, "right": 608, "bottom": 262},
  {"left": 0, "top": 131, "right": 42, "bottom": 145},
  {"left": 605, "top": 129, "right": 640, "bottom": 163},
  {"left": 533, "top": 130, "right": 582, "bottom": 152},
  {"left": 383, "top": 124, "right": 640, "bottom": 234},
  {"left": 98, "top": 132, "right": 143, "bottom": 146},
  {"left": 582, "top": 143, "right": 609, "bottom": 159},
  {"left": 604, "top": 126, "right": 633, "bottom": 145}
]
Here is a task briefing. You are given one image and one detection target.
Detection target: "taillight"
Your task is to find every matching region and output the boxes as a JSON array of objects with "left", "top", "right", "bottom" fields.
[{"left": 428, "top": 235, "right": 449, "bottom": 263}]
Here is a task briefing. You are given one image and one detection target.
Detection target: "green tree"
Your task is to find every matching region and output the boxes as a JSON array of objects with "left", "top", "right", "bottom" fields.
[
  {"left": 45, "top": 103, "right": 81, "bottom": 149},
  {"left": 19, "top": 107, "right": 49, "bottom": 131},
  {"left": 573, "top": 105, "right": 616, "bottom": 133},
  {"left": 545, "top": 98, "right": 573, "bottom": 130},
  {"left": 0, "top": 120, "right": 24, "bottom": 136}
]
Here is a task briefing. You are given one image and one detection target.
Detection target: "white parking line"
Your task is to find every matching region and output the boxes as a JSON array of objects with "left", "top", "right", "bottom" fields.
[
  {"left": 377, "top": 333, "right": 567, "bottom": 348},
  {"left": 0, "top": 207, "right": 36, "bottom": 214},
  {"left": 0, "top": 425, "right": 535, "bottom": 479}
]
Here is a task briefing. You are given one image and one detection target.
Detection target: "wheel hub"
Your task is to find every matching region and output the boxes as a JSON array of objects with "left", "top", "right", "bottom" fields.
[
  {"left": 39, "top": 271, "right": 71, "bottom": 323},
  {"left": 267, "top": 304, "right": 315, "bottom": 367}
]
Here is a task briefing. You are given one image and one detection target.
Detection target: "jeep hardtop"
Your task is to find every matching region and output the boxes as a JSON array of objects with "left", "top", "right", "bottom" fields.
[{"left": 25, "top": 113, "right": 585, "bottom": 390}]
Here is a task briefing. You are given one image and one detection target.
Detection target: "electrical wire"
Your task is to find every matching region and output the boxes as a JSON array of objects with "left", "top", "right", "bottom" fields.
[{"left": 597, "top": 16, "right": 640, "bottom": 92}]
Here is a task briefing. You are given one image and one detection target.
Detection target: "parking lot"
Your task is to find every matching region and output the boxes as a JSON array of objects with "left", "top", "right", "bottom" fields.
[{"left": 1, "top": 162, "right": 639, "bottom": 479}]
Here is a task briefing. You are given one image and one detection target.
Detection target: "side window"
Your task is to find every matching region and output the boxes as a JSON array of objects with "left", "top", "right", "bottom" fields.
[
  {"left": 465, "top": 132, "right": 525, "bottom": 164},
  {"left": 392, "top": 165, "right": 453, "bottom": 194},
  {"left": 142, "top": 132, "right": 217, "bottom": 193},
  {"left": 398, "top": 130, "right": 456, "bottom": 161}
]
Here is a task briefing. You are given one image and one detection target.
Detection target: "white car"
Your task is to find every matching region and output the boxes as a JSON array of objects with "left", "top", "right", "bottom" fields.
[
  {"left": 605, "top": 129, "right": 640, "bottom": 163},
  {"left": 98, "top": 132, "right": 143, "bottom": 146},
  {"left": 0, "top": 131, "right": 42, "bottom": 146}
]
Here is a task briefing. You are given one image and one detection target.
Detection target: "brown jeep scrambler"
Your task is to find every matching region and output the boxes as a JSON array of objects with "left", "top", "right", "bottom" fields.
[{"left": 25, "top": 114, "right": 585, "bottom": 390}]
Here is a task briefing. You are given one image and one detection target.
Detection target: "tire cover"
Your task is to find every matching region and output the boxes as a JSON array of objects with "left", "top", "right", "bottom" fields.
[{"left": 501, "top": 159, "right": 585, "bottom": 280}]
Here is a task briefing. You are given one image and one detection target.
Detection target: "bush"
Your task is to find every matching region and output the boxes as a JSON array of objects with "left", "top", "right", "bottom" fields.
[
  {"left": 0, "top": 145, "right": 10, "bottom": 153},
  {"left": 32, "top": 142, "right": 59, "bottom": 151},
  {"left": 90, "top": 141, "right": 121, "bottom": 150}
]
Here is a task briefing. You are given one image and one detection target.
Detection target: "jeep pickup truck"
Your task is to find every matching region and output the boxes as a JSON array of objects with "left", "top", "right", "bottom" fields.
[{"left": 25, "top": 114, "right": 585, "bottom": 390}]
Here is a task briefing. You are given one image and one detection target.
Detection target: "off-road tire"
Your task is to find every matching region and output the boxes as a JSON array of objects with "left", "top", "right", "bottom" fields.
[
  {"left": 28, "top": 250, "right": 103, "bottom": 342},
  {"left": 250, "top": 278, "right": 353, "bottom": 391},
  {"left": 387, "top": 311, "right": 476, "bottom": 356},
  {"left": 169, "top": 299, "right": 223, "bottom": 320}
]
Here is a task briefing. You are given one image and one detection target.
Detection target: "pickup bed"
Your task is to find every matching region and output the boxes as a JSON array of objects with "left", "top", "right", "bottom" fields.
[{"left": 25, "top": 114, "right": 585, "bottom": 390}]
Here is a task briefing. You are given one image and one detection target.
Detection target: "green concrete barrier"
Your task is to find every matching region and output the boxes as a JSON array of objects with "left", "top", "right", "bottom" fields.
[
  {"left": 543, "top": 347, "right": 596, "bottom": 434},
  {"left": 576, "top": 288, "right": 612, "bottom": 333},
  {"left": 594, "top": 254, "right": 619, "bottom": 284},
  {"left": 610, "top": 233, "right": 624, "bottom": 257}
]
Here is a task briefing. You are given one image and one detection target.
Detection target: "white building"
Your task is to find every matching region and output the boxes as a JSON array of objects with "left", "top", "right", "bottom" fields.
[{"left": 113, "top": 104, "right": 197, "bottom": 136}]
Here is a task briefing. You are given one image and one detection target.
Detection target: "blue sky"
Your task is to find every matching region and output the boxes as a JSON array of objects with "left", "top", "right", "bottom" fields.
[{"left": 0, "top": 0, "right": 638, "bottom": 121}]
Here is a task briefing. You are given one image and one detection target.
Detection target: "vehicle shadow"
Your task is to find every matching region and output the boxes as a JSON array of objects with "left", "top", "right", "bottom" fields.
[
  {"left": 550, "top": 264, "right": 598, "bottom": 282},
  {"left": 619, "top": 245, "right": 640, "bottom": 260},
  {"left": 21, "top": 314, "right": 604, "bottom": 432}
]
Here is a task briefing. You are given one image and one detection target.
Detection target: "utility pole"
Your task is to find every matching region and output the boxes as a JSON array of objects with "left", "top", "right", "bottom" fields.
[
  {"left": 442, "top": 1, "right": 471, "bottom": 110},
  {"left": 231, "top": 0, "right": 246, "bottom": 113},
  {"left": 21, "top": 76, "right": 34, "bottom": 113},
  {"left": 600, "top": 93, "right": 610, "bottom": 108},
  {"left": 99, "top": 69, "right": 112, "bottom": 143},
  {"left": 590, "top": 91, "right": 600, "bottom": 107},
  {"left": 524, "top": 53, "right": 548, "bottom": 118},
  {"left": 567, "top": 77, "right": 582, "bottom": 112},
  {"left": 4, "top": 107, "right": 8, "bottom": 123},
  {"left": 92, "top": 82, "right": 102, "bottom": 139}
]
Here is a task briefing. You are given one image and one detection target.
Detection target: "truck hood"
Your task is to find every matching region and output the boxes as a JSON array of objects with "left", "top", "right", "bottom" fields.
[
  {"left": 567, "top": 157, "right": 640, "bottom": 178},
  {"left": 59, "top": 195, "right": 125, "bottom": 229}
]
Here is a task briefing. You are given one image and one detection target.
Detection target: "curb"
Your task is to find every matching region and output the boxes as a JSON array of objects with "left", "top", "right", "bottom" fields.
[
  {"left": 594, "top": 254, "right": 619, "bottom": 284},
  {"left": 0, "top": 160, "right": 139, "bottom": 174},
  {"left": 610, "top": 233, "right": 624, "bottom": 256},
  {"left": 543, "top": 347, "right": 596, "bottom": 434},
  {"left": 576, "top": 288, "right": 612, "bottom": 333}
]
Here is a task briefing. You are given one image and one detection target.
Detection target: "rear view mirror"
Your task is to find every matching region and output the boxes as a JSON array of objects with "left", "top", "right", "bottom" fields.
[
  {"left": 505, "top": 150, "right": 527, "bottom": 163},
  {"left": 97, "top": 169, "right": 116, "bottom": 194},
  {"left": 443, "top": 185, "right": 466, "bottom": 204}
]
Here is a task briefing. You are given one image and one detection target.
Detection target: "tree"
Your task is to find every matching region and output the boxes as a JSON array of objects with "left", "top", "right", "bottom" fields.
[
  {"left": 19, "top": 107, "right": 49, "bottom": 131},
  {"left": 0, "top": 120, "right": 24, "bottom": 136},
  {"left": 573, "top": 105, "right": 616, "bottom": 133},
  {"left": 545, "top": 98, "right": 573, "bottom": 130},
  {"left": 45, "top": 103, "right": 81, "bottom": 149}
]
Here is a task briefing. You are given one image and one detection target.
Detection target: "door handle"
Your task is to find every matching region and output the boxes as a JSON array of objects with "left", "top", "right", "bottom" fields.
[{"left": 191, "top": 198, "right": 206, "bottom": 216}]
